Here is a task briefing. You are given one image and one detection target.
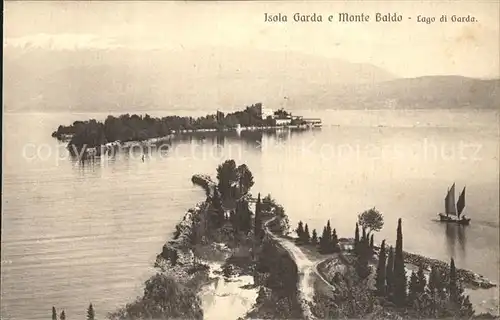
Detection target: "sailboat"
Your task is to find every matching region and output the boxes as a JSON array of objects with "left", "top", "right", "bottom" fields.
[{"left": 438, "top": 183, "right": 470, "bottom": 225}]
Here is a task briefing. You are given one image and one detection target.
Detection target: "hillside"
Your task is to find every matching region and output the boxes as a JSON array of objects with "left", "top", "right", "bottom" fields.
[
  {"left": 3, "top": 47, "right": 394, "bottom": 113},
  {"left": 4, "top": 46, "right": 497, "bottom": 112},
  {"left": 313, "top": 76, "right": 499, "bottom": 110}
]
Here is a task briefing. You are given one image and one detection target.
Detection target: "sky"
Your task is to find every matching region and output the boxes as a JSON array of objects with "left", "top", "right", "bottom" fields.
[{"left": 4, "top": 1, "right": 500, "bottom": 78}]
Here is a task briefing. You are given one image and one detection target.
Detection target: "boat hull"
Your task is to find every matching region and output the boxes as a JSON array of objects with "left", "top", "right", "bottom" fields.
[{"left": 438, "top": 213, "right": 471, "bottom": 225}]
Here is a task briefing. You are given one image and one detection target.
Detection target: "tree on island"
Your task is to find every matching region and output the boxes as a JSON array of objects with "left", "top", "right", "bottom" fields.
[
  {"left": 319, "top": 226, "right": 330, "bottom": 253},
  {"left": 416, "top": 265, "right": 426, "bottom": 294},
  {"left": 295, "top": 221, "right": 304, "bottom": 243},
  {"left": 354, "top": 223, "right": 360, "bottom": 253},
  {"left": 254, "top": 193, "right": 263, "bottom": 240},
  {"left": 448, "top": 258, "right": 474, "bottom": 318},
  {"left": 236, "top": 199, "right": 252, "bottom": 233},
  {"left": 375, "top": 239, "right": 387, "bottom": 296},
  {"left": 57, "top": 104, "right": 275, "bottom": 149},
  {"left": 326, "top": 220, "right": 332, "bottom": 242},
  {"left": 385, "top": 246, "right": 395, "bottom": 299},
  {"left": 303, "top": 224, "right": 311, "bottom": 244},
  {"left": 361, "top": 226, "right": 367, "bottom": 248},
  {"left": 52, "top": 306, "right": 57, "bottom": 320},
  {"left": 430, "top": 266, "right": 449, "bottom": 317},
  {"left": 331, "top": 228, "right": 339, "bottom": 253},
  {"left": 214, "top": 189, "right": 225, "bottom": 227},
  {"left": 273, "top": 108, "right": 291, "bottom": 119},
  {"left": 448, "top": 258, "right": 459, "bottom": 304},
  {"left": 420, "top": 260, "right": 474, "bottom": 318},
  {"left": 393, "top": 218, "right": 407, "bottom": 307},
  {"left": 355, "top": 236, "right": 371, "bottom": 279},
  {"left": 270, "top": 205, "right": 290, "bottom": 236},
  {"left": 311, "top": 229, "right": 318, "bottom": 245},
  {"left": 408, "top": 271, "right": 419, "bottom": 306},
  {"left": 87, "top": 303, "right": 95, "bottom": 320},
  {"left": 236, "top": 164, "right": 254, "bottom": 196},
  {"left": 216, "top": 160, "right": 238, "bottom": 199},
  {"left": 60, "top": 311, "right": 66, "bottom": 320},
  {"left": 427, "top": 264, "right": 443, "bottom": 317},
  {"left": 357, "top": 208, "right": 384, "bottom": 235}
]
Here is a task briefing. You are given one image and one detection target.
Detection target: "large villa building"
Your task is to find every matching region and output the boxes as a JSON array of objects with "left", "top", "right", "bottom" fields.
[{"left": 256, "top": 104, "right": 321, "bottom": 127}]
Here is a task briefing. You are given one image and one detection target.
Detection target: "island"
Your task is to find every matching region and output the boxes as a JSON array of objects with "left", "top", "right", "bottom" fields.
[
  {"left": 50, "top": 103, "right": 322, "bottom": 157},
  {"left": 50, "top": 160, "right": 497, "bottom": 319}
]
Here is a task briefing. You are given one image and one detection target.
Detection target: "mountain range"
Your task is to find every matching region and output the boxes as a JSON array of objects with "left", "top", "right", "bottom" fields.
[{"left": 3, "top": 46, "right": 499, "bottom": 112}]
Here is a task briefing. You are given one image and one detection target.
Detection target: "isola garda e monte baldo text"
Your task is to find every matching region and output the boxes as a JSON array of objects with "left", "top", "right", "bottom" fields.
[{"left": 264, "top": 12, "right": 477, "bottom": 24}]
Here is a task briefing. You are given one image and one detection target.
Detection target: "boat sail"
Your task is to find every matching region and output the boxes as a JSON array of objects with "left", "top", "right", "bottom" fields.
[
  {"left": 457, "top": 186, "right": 466, "bottom": 217},
  {"left": 445, "top": 183, "right": 457, "bottom": 216},
  {"left": 439, "top": 183, "right": 470, "bottom": 225}
]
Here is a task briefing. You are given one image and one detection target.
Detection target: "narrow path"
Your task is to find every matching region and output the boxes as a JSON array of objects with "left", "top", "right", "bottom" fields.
[
  {"left": 193, "top": 175, "right": 337, "bottom": 319},
  {"left": 263, "top": 217, "right": 316, "bottom": 320},
  {"left": 313, "top": 260, "right": 337, "bottom": 292},
  {"left": 271, "top": 235, "right": 317, "bottom": 320}
]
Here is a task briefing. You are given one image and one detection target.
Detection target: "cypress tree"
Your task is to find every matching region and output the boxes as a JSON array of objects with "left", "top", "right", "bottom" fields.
[
  {"left": 311, "top": 229, "right": 318, "bottom": 245},
  {"left": 87, "top": 303, "right": 95, "bottom": 320},
  {"left": 354, "top": 223, "right": 360, "bottom": 253},
  {"left": 417, "top": 265, "right": 426, "bottom": 294},
  {"left": 239, "top": 199, "right": 252, "bottom": 233},
  {"left": 356, "top": 246, "right": 371, "bottom": 279},
  {"left": 52, "top": 307, "right": 57, "bottom": 320},
  {"left": 356, "top": 228, "right": 371, "bottom": 279},
  {"left": 437, "top": 268, "right": 447, "bottom": 296},
  {"left": 303, "top": 224, "right": 311, "bottom": 244},
  {"left": 331, "top": 228, "right": 339, "bottom": 253},
  {"left": 375, "top": 240, "right": 387, "bottom": 296},
  {"left": 254, "top": 193, "right": 262, "bottom": 239},
  {"left": 325, "top": 220, "right": 332, "bottom": 245},
  {"left": 296, "top": 221, "right": 304, "bottom": 243},
  {"left": 320, "top": 226, "right": 330, "bottom": 253},
  {"left": 360, "top": 226, "right": 367, "bottom": 256},
  {"left": 449, "top": 258, "right": 458, "bottom": 304},
  {"left": 427, "top": 265, "right": 441, "bottom": 317},
  {"left": 428, "top": 266, "right": 439, "bottom": 293},
  {"left": 386, "top": 246, "right": 395, "bottom": 298},
  {"left": 393, "top": 218, "right": 407, "bottom": 307},
  {"left": 370, "top": 234, "right": 374, "bottom": 249},
  {"left": 408, "top": 271, "right": 419, "bottom": 306},
  {"left": 213, "top": 189, "right": 224, "bottom": 227}
]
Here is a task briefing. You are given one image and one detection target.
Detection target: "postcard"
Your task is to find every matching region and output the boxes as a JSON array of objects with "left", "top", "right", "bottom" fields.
[{"left": 2, "top": 1, "right": 499, "bottom": 319}]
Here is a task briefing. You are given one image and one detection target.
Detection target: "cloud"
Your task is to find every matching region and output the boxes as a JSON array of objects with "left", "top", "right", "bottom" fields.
[{"left": 3, "top": 33, "right": 123, "bottom": 50}]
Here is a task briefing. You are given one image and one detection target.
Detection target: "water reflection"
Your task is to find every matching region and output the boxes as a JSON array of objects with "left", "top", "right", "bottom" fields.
[
  {"left": 69, "top": 128, "right": 318, "bottom": 167},
  {"left": 445, "top": 223, "right": 467, "bottom": 260},
  {"left": 457, "top": 224, "right": 466, "bottom": 259}
]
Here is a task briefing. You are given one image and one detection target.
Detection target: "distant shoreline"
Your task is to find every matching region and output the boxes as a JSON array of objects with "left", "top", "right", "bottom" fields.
[{"left": 7, "top": 106, "right": 499, "bottom": 115}]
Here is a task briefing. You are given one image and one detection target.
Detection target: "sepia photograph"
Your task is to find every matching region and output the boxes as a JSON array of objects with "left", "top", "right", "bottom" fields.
[{"left": 2, "top": 1, "right": 499, "bottom": 319}]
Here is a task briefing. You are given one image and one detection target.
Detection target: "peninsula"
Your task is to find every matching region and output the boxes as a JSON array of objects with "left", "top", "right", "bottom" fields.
[{"left": 52, "top": 160, "right": 497, "bottom": 319}]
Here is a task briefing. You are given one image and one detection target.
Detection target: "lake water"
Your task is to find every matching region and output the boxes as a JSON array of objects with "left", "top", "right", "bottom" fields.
[{"left": 2, "top": 109, "right": 499, "bottom": 319}]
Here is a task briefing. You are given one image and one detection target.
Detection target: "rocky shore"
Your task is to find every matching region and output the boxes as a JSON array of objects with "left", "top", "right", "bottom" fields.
[
  {"left": 191, "top": 174, "right": 217, "bottom": 196},
  {"left": 109, "top": 199, "right": 212, "bottom": 320},
  {"left": 360, "top": 240, "right": 498, "bottom": 290},
  {"left": 402, "top": 250, "right": 497, "bottom": 290}
]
